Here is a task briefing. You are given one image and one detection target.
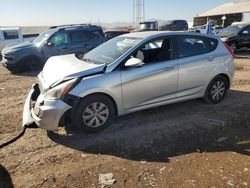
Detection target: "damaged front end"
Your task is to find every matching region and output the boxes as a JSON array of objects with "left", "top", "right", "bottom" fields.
[{"left": 22, "top": 81, "right": 73, "bottom": 131}]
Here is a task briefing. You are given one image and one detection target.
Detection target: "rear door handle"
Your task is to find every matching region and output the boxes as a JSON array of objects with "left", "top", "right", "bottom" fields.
[
  {"left": 62, "top": 47, "right": 69, "bottom": 50},
  {"left": 208, "top": 57, "right": 215, "bottom": 61}
]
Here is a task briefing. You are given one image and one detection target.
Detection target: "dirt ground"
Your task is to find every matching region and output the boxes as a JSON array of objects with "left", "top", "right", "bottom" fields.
[{"left": 0, "top": 59, "right": 249, "bottom": 188}]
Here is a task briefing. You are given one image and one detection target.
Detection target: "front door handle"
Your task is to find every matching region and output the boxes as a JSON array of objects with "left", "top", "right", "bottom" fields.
[{"left": 164, "top": 66, "right": 176, "bottom": 71}]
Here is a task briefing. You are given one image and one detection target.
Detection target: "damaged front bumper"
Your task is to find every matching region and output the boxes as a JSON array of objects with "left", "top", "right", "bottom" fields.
[{"left": 23, "top": 84, "right": 72, "bottom": 131}]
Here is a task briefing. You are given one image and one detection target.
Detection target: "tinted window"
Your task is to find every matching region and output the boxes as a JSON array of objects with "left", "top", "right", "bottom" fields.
[
  {"left": 70, "top": 30, "right": 102, "bottom": 43},
  {"left": 178, "top": 36, "right": 212, "bottom": 58},
  {"left": 3, "top": 31, "right": 19, "bottom": 40}
]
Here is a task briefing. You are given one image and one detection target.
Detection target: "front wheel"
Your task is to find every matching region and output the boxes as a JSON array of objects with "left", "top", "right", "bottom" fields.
[
  {"left": 204, "top": 76, "right": 229, "bottom": 104},
  {"left": 72, "top": 95, "right": 116, "bottom": 133}
]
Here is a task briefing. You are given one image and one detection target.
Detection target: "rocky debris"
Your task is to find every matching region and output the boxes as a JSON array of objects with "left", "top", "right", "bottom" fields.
[
  {"left": 81, "top": 154, "right": 88, "bottom": 158},
  {"left": 98, "top": 173, "right": 116, "bottom": 188},
  {"left": 159, "top": 167, "right": 166, "bottom": 173},
  {"left": 243, "top": 168, "right": 249, "bottom": 172},
  {"left": 140, "top": 160, "right": 147, "bottom": 164}
]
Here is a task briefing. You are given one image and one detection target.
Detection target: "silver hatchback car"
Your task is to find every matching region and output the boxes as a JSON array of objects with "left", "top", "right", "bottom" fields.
[{"left": 23, "top": 31, "right": 235, "bottom": 132}]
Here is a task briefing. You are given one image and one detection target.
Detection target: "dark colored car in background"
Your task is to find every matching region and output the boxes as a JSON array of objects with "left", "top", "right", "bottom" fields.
[
  {"left": 138, "top": 19, "right": 188, "bottom": 32},
  {"left": 104, "top": 31, "right": 129, "bottom": 41},
  {"left": 1, "top": 24, "right": 104, "bottom": 73},
  {"left": 220, "top": 23, "right": 250, "bottom": 52}
]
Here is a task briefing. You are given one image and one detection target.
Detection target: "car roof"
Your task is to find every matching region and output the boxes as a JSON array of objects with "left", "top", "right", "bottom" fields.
[
  {"left": 0, "top": 27, "right": 20, "bottom": 31},
  {"left": 122, "top": 31, "right": 219, "bottom": 40},
  {"left": 49, "top": 24, "right": 102, "bottom": 32}
]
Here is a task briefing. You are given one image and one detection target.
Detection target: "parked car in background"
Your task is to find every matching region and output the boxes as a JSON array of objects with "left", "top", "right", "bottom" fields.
[
  {"left": 137, "top": 19, "right": 188, "bottom": 32},
  {"left": 104, "top": 30, "right": 129, "bottom": 41},
  {"left": 1, "top": 24, "right": 104, "bottom": 73},
  {"left": 0, "top": 27, "right": 37, "bottom": 52},
  {"left": 190, "top": 25, "right": 223, "bottom": 34},
  {"left": 220, "top": 22, "right": 250, "bottom": 52},
  {"left": 23, "top": 31, "right": 235, "bottom": 133}
]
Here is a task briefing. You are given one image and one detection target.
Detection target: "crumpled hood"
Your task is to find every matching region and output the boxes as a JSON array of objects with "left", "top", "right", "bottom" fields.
[
  {"left": 40, "top": 54, "right": 106, "bottom": 89},
  {"left": 2, "top": 41, "right": 35, "bottom": 54}
]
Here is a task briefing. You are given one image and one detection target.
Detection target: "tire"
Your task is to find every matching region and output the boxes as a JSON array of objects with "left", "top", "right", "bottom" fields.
[
  {"left": 72, "top": 94, "right": 116, "bottom": 133},
  {"left": 229, "top": 41, "right": 238, "bottom": 52},
  {"left": 204, "top": 75, "right": 229, "bottom": 104}
]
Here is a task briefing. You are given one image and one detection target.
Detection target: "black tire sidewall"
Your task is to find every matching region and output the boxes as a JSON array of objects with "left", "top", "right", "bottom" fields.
[
  {"left": 205, "top": 76, "right": 228, "bottom": 104},
  {"left": 73, "top": 95, "right": 115, "bottom": 133}
]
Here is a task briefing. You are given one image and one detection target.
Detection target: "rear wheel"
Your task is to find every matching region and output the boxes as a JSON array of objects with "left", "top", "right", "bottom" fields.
[
  {"left": 204, "top": 76, "right": 229, "bottom": 104},
  {"left": 73, "top": 94, "right": 116, "bottom": 133}
]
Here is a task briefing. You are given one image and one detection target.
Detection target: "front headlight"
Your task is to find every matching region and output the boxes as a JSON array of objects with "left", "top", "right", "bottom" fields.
[{"left": 44, "top": 78, "right": 78, "bottom": 100}]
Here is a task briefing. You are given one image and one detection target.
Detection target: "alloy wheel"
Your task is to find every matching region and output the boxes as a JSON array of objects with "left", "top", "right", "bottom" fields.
[
  {"left": 211, "top": 81, "right": 226, "bottom": 101},
  {"left": 82, "top": 102, "right": 109, "bottom": 128}
]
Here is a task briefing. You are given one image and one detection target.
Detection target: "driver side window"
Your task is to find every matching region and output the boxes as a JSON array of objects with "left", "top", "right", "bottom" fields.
[
  {"left": 133, "top": 38, "right": 173, "bottom": 64},
  {"left": 51, "top": 32, "right": 70, "bottom": 47}
]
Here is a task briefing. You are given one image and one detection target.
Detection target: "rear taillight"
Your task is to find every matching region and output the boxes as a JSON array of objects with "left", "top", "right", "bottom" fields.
[{"left": 224, "top": 42, "right": 236, "bottom": 59}]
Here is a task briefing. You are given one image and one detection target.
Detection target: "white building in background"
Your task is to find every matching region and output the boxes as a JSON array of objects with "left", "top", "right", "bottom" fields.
[{"left": 194, "top": 1, "right": 250, "bottom": 27}]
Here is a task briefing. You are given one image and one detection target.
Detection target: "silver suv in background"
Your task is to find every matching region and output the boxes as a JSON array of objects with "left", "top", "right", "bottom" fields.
[{"left": 23, "top": 31, "right": 235, "bottom": 133}]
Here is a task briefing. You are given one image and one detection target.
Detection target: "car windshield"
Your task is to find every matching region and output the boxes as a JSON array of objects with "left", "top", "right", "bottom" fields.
[
  {"left": 221, "top": 25, "right": 243, "bottom": 34},
  {"left": 33, "top": 29, "right": 56, "bottom": 46},
  {"left": 83, "top": 37, "right": 141, "bottom": 65}
]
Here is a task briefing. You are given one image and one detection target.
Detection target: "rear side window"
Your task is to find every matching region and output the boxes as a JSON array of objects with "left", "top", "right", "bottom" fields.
[
  {"left": 177, "top": 36, "right": 217, "bottom": 58},
  {"left": 3, "top": 31, "right": 19, "bottom": 40},
  {"left": 70, "top": 30, "right": 102, "bottom": 43}
]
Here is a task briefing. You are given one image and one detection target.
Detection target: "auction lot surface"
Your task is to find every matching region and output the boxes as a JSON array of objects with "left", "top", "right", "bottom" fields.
[{"left": 0, "top": 59, "right": 250, "bottom": 188}]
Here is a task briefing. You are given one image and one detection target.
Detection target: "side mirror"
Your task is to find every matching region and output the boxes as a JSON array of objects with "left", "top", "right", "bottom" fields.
[
  {"left": 47, "top": 42, "right": 55, "bottom": 47},
  {"left": 125, "top": 57, "right": 143, "bottom": 68},
  {"left": 242, "top": 30, "right": 249, "bottom": 35}
]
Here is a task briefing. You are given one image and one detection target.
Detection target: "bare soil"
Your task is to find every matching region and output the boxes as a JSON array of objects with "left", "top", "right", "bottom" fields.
[{"left": 0, "top": 59, "right": 250, "bottom": 188}]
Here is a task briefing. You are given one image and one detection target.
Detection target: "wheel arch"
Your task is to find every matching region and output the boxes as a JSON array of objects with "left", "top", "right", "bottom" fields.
[
  {"left": 216, "top": 73, "right": 230, "bottom": 89},
  {"left": 79, "top": 92, "right": 119, "bottom": 117}
]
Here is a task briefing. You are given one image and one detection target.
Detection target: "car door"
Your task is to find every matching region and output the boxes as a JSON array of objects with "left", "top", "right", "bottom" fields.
[
  {"left": 239, "top": 26, "right": 250, "bottom": 47},
  {"left": 176, "top": 35, "right": 219, "bottom": 98},
  {"left": 120, "top": 37, "right": 179, "bottom": 110},
  {"left": 43, "top": 31, "right": 71, "bottom": 60}
]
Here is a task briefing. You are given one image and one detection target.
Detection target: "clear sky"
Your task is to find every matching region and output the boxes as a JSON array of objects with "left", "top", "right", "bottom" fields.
[{"left": 0, "top": 0, "right": 234, "bottom": 26}]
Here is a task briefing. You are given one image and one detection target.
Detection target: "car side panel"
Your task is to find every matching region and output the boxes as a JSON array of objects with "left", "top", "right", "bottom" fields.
[{"left": 177, "top": 52, "right": 225, "bottom": 98}]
